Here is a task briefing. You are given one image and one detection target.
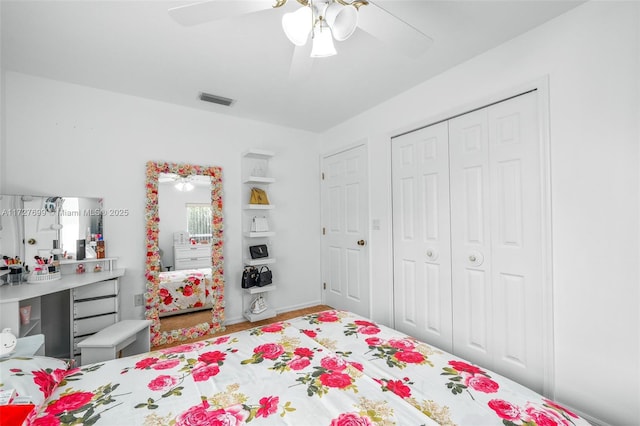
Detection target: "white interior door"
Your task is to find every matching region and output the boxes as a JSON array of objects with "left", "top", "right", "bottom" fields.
[
  {"left": 321, "top": 145, "right": 370, "bottom": 317},
  {"left": 449, "top": 91, "right": 544, "bottom": 392},
  {"left": 391, "top": 122, "right": 453, "bottom": 352}
]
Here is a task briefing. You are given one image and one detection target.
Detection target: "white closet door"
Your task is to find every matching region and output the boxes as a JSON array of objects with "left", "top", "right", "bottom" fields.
[
  {"left": 449, "top": 108, "right": 494, "bottom": 369},
  {"left": 392, "top": 122, "right": 453, "bottom": 352},
  {"left": 487, "top": 93, "right": 544, "bottom": 392},
  {"left": 449, "top": 91, "right": 544, "bottom": 392}
]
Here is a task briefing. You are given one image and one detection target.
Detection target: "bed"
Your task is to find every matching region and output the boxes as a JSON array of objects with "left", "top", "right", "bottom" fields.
[
  {"left": 157, "top": 268, "right": 213, "bottom": 317},
  {"left": 1, "top": 310, "right": 589, "bottom": 425}
]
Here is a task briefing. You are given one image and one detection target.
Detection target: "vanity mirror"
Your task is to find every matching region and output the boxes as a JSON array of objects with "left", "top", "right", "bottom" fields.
[
  {"left": 144, "top": 161, "right": 225, "bottom": 347},
  {"left": 0, "top": 194, "right": 104, "bottom": 273}
]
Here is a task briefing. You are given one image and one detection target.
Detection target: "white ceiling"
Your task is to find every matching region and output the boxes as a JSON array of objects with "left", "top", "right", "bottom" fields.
[{"left": 1, "top": 0, "right": 584, "bottom": 133}]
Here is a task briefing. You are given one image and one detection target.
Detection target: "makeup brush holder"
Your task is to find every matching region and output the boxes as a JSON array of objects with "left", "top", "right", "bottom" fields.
[{"left": 8, "top": 266, "right": 23, "bottom": 285}]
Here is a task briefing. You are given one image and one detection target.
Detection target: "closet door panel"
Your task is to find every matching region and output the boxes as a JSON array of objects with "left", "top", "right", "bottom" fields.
[
  {"left": 392, "top": 122, "right": 452, "bottom": 352},
  {"left": 449, "top": 108, "right": 493, "bottom": 368},
  {"left": 464, "top": 268, "right": 489, "bottom": 354},
  {"left": 489, "top": 92, "right": 544, "bottom": 392}
]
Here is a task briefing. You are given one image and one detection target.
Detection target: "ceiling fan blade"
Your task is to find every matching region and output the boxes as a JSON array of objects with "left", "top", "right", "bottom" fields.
[
  {"left": 357, "top": 1, "right": 434, "bottom": 58},
  {"left": 288, "top": 43, "right": 313, "bottom": 80},
  {"left": 168, "top": 0, "right": 276, "bottom": 26}
]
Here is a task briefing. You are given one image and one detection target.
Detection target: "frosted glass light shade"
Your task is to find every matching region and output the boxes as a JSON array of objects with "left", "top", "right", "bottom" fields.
[
  {"left": 282, "top": 7, "right": 312, "bottom": 46},
  {"left": 310, "top": 22, "right": 336, "bottom": 57},
  {"left": 175, "top": 180, "right": 194, "bottom": 191},
  {"left": 325, "top": 3, "right": 358, "bottom": 41}
]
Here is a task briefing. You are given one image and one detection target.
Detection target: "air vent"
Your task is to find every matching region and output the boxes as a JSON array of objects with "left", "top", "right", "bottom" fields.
[{"left": 199, "top": 92, "right": 235, "bottom": 107}]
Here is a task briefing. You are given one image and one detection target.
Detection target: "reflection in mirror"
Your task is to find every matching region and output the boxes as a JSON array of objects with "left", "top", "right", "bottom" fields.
[
  {"left": 0, "top": 195, "right": 103, "bottom": 275},
  {"left": 145, "top": 162, "right": 225, "bottom": 347}
]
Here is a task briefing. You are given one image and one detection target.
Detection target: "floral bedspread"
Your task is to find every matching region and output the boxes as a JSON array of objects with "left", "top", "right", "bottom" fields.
[
  {"left": 25, "top": 310, "right": 589, "bottom": 425},
  {"left": 158, "top": 268, "right": 212, "bottom": 315}
]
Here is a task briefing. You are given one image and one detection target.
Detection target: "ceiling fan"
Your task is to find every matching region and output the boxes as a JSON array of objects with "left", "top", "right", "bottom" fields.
[
  {"left": 159, "top": 173, "right": 211, "bottom": 191},
  {"left": 168, "top": 0, "right": 434, "bottom": 60}
]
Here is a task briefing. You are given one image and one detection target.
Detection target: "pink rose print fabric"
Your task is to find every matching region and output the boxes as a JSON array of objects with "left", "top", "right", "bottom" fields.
[
  {"left": 157, "top": 268, "right": 214, "bottom": 315},
  {"left": 21, "top": 310, "right": 591, "bottom": 426}
]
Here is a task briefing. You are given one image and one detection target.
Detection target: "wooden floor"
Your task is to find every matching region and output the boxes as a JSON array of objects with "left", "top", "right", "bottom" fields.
[{"left": 152, "top": 305, "right": 332, "bottom": 350}]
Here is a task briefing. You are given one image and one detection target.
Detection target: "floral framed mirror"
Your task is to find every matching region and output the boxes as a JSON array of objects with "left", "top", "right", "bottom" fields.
[{"left": 145, "top": 161, "right": 225, "bottom": 347}]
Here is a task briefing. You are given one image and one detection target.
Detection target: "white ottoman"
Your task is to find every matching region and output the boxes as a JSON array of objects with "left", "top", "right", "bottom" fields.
[{"left": 77, "top": 320, "right": 152, "bottom": 365}]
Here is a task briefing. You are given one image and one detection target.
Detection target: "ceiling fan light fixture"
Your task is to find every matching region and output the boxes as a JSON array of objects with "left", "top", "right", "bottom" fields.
[
  {"left": 282, "top": 6, "right": 313, "bottom": 46},
  {"left": 174, "top": 178, "right": 194, "bottom": 192},
  {"left": 324, "top": 3, "right": 358, "bottom": 41},
  {"left": 310, "top": 20, "right": 336, "bottom": 58}
]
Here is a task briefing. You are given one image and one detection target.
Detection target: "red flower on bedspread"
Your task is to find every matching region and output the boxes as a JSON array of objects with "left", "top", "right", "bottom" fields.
[
  {"left": 295, "top": 355, "right": 361, "bottom": 397},
  {"left": 9, "top": 365, "right": 81, "bottom": 400},
  {"left": 159, "top": 287, "right": 173, "bottom": 305},
  {"left": 45, "top": 391, "right": 94, "bottom": 415},
  {"left": 489, "top": 398, "right": 579, "bottom": 426},
  {"left": 176, "top": 396, "right": 281, "bottom": 425},
  {"left": 441, "top": 359, "right": 499, "bottom": 399},
  {"left": 151, "top": 359, "right": 181, "bottom": 370},
  {"left": 254, "top": 343, "right": 286, "bottom": 360},
  {"left": 177, "top": 401, "right": 248, "bottom": 426},
  {"left": 375, "top": 377, "right": 414, "bottom": 399},
  {"left": 301, "top": 329, "right": 318, "bottom": 338},
  {"left": 181, "top": 284, "right": 194, "bottom": 297},
  {"left": 128, "top": 346, "right": 235, "bottom": 410},
  {"left": 344, "top": 319, "right": 381, "bottom": 337},
  {"left": 250, "top": 321, "right": 286, "bottom": 336},
  {"left": 243, "top": 343, "right": 317, "bottom": 374},
  {"left": 365, "top": 336, "right": 432, "bottom": 369},
  {"left": 148, "top": 374, "right": 179, "bottom": 391},
  {"left": 256, "top": 395, "right": 279, "bottom": 418},
  {"left": 331, "top": 412, "right": 374, "bottom": 426},
  {"left": 304, "top": 310, "right": 342, "bottom": 324},
  {"left": 158, "top": 341, "right": 206, "bottom": 355},
  {"left": 32, "top": 373, "right": 125, "bottom": 426}
]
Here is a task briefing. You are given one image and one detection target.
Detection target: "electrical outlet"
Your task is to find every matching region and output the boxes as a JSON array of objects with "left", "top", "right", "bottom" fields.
[{"left": 134, "top": 294, "right": 143, "bottom": 307}]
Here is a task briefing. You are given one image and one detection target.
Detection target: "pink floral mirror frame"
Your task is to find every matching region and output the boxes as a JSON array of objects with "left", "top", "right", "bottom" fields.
[{"left": 145, "top": 161, "right": 225, "bottom": 347}]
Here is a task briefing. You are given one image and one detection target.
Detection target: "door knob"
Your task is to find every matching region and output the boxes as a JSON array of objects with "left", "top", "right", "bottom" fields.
[
  {"left": 467, "top": 251, "right": 484, "bottom": 266},
  {"left": 357, "top": 240, "right": 366, "bottom": 246},
  {"left": 425, "top": 248, "right": 439, "bottom": 261}
]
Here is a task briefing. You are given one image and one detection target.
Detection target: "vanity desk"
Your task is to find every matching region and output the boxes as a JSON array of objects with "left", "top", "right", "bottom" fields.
[{"left": 0, "top": 260, "right": 124, "bottom": 364}]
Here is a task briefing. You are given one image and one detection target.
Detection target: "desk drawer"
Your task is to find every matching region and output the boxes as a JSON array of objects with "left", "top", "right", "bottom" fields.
[
  {"left": 175, "top": 245, "right": 211, "bottom": 258},
  {"left": 175, "top": 257, "right": 210, "bottom": 269},
  {"left": 74, "top": 296, "right": 117, "bottom": 319},
  {"left": 73, "top": 279, "right": 118, "bottom": 300},
  {"left": 74, "top": 313, "right": 118, "bottom": 336}
]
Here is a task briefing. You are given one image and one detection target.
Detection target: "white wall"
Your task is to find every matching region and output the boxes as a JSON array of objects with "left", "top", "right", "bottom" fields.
[
  {"left": 3, "top": 72, "right": 323, "bottom": 325},
  {"left": 321, "top": 2, "right": 639, "bottom": 425}
]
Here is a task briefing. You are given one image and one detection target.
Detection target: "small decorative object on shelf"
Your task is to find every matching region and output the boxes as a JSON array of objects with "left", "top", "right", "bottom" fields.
[
  {"left": 251, "top": 216, "right": 269, "bottom": 232},
  {"left": 96, "top": 240, "right": 106, "bottom": 259},
  {"left": 94, "top": 264, "right": 103, "bottom": 273},
  {"left": 249, "top": 244, "right": 269, "bottom": 259},
  {"left": 249, "top": 187, "right": 269, "bottom": 205},
  {"left": 250, "top": 295, "right": 268, "bottom": 314},
  {"left": 76, "top": 264, "right": 85, "bottom": 274},
  {"left": 0, "top": 328, "right": 17, "bottom": 357},
  {"left": 19, "top": 306, "right": 31, "bottom": 325}
]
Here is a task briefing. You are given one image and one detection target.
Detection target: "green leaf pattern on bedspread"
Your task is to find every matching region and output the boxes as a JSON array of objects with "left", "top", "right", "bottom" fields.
[{"left": 26, "top": 310, "right": 590, "bottom": 426}]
